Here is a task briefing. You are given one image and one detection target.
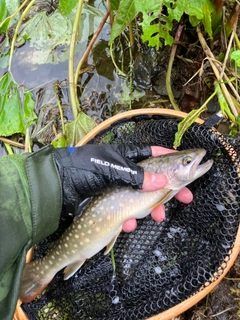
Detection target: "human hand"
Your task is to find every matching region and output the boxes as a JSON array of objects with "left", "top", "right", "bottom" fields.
[
  {"left": 54, "top": 144, "right": 153, "bottom": 211},
  {"left": 122, "top": 146, "right": 193, "bottom": 232},
  {"left": 53, "top": 144, "right": 193, "bottom": 222}
]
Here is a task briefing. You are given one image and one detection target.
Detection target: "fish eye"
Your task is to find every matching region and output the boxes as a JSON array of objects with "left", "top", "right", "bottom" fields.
[{"left": 182, "top": 156, "right": 192, "bottom": 166}]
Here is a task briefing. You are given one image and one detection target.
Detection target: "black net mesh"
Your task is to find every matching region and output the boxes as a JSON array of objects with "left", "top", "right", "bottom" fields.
[{"left": 22, "top": 115, "right": 240, "bottom": 320}]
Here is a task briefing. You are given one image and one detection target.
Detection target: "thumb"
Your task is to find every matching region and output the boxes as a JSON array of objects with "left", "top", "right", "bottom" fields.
[{"left": 142, "top": 172, "right": 168, "bottom": 191}]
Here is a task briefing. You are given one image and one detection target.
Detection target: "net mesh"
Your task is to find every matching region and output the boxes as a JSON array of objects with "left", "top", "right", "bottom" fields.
[{"left": 22, "top": 115, "right": 240, "bottom": 320}]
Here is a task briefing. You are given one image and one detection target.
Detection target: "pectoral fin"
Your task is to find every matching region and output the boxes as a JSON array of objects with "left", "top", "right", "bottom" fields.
[
  {"left": 151, "top": 190, "right": 173, "bottom": 209},
  {"left": 64, "top": 260, "right": 86, "bottom": 280},
  {"left": 104, "top": 228, "right": 122, "bottom": 255}
]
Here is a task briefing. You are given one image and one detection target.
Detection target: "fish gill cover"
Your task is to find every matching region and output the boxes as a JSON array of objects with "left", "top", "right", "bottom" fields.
[{"left": 22, "top": 115, "right": 240, "bottom": 320}]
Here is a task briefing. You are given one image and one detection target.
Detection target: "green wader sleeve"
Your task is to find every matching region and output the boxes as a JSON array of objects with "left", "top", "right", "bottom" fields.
[{"left": 0, "top": 145, "right": 62, "bottom": 320}]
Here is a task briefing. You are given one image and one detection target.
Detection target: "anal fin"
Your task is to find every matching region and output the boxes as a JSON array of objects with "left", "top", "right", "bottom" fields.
[
  {"left": 64, "top": 260, "right": 86, "bottom": 280},
  {"left": 104, "top": 228, "right": 122, "bottom": 255}
]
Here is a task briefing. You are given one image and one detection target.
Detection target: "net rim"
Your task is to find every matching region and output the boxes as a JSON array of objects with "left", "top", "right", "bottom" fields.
[
  {"left": 76, "top": 107, "right": 240, "bottom": 320},
  {"left": 76, "top": 108, "right": 203, "bottom": 147},
  {"left": 16, "top": 108, "right": 240, "bottom": 320}
]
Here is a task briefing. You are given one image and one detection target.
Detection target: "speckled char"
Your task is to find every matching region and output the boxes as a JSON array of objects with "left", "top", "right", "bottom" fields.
[{"left": 20, "top": 149, "right": 213, "bottom": 303}]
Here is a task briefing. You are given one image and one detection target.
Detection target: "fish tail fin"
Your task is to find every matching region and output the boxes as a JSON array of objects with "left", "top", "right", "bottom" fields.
[{"left": 20, "top": 263, "right": 52, "bottom": 303}]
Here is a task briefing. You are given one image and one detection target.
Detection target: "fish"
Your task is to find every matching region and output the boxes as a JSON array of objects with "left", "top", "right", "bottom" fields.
[{"left": 20, "top": 149, "right": 213, "bottom": 303}]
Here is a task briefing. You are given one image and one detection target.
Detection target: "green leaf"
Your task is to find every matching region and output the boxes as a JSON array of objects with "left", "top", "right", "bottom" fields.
[
  {"left": 59, "top": 0, "right": 78, "bottom": 16},
  {"left": 23, "top": 90, "right": 38, "bottom": 128},
  {"left": 52, "top": 135, "right": 68, "bottom": 148},
  {"left": 230, "top": 50, "right": 240, "bottom": 67},
  {"left": 114, "top": 81, "right": 144, "bottom": 104},
  {"left": 229, "top": 114, "right": 240, "bottom": 136},
  {"left": 110, "top": 0, "right": 214, "bottom": 48},
  {"left": 0, "top": 17, "right": 11, "bottom": 33},
  {"left": 65, "top": 112, "right": 96, "bottom": 146},
  {"left": 109, "top": 0, "right": 121, "bottom": 12},
  {"left": 5, "top": 0, "right": 20, "bottom": 15},
  {"left": 0, "top": 0, "right": 8, "bottom": 24},
  {"left": 18, "top": 11, "right": 72, "bottom": 52},
  {"left": 141, "top": 12, "right": 174, "bottom": 48},
  {"left": 109, "top": 0, "right": 138, "bottom": 43},
  {"left": 0, "top": 72, "right": 37, "bottom": 136},
  {"left": 17, "top": 6, "right": 104, "bottom": 65},
  {"left": 173, "top": 107, "right": 207, "bottom": 149},
  {"left": 185, "top": 0, "right": 213, "bottom": 36},
  {"left": 214, "top": 81, "right": 235, "bottom": 122},
  {"left": 0, "top": 0, "right": 20, "bottom": 32}
]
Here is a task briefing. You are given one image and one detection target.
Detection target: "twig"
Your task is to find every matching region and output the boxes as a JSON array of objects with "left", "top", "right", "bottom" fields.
[
  {"left": 53, "top": 81, "right": 65, "bottom": 136},
  {"left": 69, "top": 0, "right": 85, "bottom": 120},
  {"left": 225, "top": 277, "right": 240, "bottom": 281},
  {"left": 166, "top": 24, "right": 184, "bottom": 111},
  {"left": 25, "top": 127, "right": 32, "bottom": 153},
  {"left": 210, "top": 306, "right": 237, "bottom": 318},
  {"left": 220, "top": 23, "right": 236, "bottom": 80},
  {"left": 107, "top": 0, "right": 113, "bottom": 26},
  {"left": 74, "top": 10, "right": 110, "bottom": 85},
  {"left": 0, "top": 137, "right": 25, "bottom": 149},
  {"left": 209, "top": 56, "right": 240, "bottom": 102},
  {"left": 197, "top": 26, "right": 238, "bottom": 118}
]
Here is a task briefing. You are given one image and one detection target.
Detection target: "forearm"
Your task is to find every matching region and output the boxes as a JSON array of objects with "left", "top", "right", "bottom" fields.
[{"left": 0, "top": 145, "right": 62, "bottom": 320}]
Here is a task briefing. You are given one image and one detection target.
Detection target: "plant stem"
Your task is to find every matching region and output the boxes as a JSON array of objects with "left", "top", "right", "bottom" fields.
[
  {"left": 166, "top": 24, "right": 183, "bottom": 111},
  {"left": 4, "top": 143, "right": 13, "bottom": 155},
  {"left": 234, "top": 33, "right": 240, "bottom": 49},
  {"left": 74, "top": 10, "right": 110, "bottom": 85},
  {"left": 8, "top": 0, "right": 36, "bottom": 72},
  {"left": 110, "top": 42, "right": 127, "bottom": 77},
  {"left": 197, "top": 26, "right": 238, "bottom": 118},
  {"left": 128, "top": 22, "right": 134, "bottom": 47},
  {"left": 0, "top": 0, "right": 30, "bottom": 29},
  {"left": 69, "top": 0, "right": 84, "bottom": 120},
  {"left": 107, "top": 0, "right": 113, "bottom": 26},
  {"left": 219, "top": 23, "right": 236, "bottom": 79},
  {"left": 110, "top": 248, "right": 116, "bottom": 274}
]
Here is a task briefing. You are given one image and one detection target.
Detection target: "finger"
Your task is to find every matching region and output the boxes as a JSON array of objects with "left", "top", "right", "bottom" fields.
[
  {"left": 151, "top": 146, "right": 177, "bottom": 157},
  {"left": 151, "top": 204, "right": 165, "bottom": 222},
  {"left": 142, "top": 171, "right": 168, "bottom": 191},
  {"left": 122, "top": 218, "right": 137, "bottom": 233},
  {"left": 174, "top": 187, "right": 193, "bottom": 204}
]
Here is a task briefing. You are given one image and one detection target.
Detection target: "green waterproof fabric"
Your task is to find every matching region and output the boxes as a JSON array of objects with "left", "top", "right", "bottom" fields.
[{"left": 0, "top": 145, "right": 62, "bottom": 320}]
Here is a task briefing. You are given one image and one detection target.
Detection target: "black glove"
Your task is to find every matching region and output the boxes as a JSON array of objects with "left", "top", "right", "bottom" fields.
[{"left": 53, "top": 144, "right": 152, "bottom": 212}]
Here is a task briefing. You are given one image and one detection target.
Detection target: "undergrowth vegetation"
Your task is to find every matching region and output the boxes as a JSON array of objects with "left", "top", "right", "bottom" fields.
[{"left": 0, "top": 0, "right": 239, "bottom": 149}]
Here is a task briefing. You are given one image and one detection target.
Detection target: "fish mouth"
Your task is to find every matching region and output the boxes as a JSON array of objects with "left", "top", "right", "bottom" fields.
[{"left": 190, "top": 149, "right": 213, "bottom": 179}]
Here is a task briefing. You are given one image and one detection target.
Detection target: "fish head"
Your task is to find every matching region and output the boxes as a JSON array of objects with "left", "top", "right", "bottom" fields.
[{"left": 162, "top": 149, "right": 213, "bottom": 190}]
